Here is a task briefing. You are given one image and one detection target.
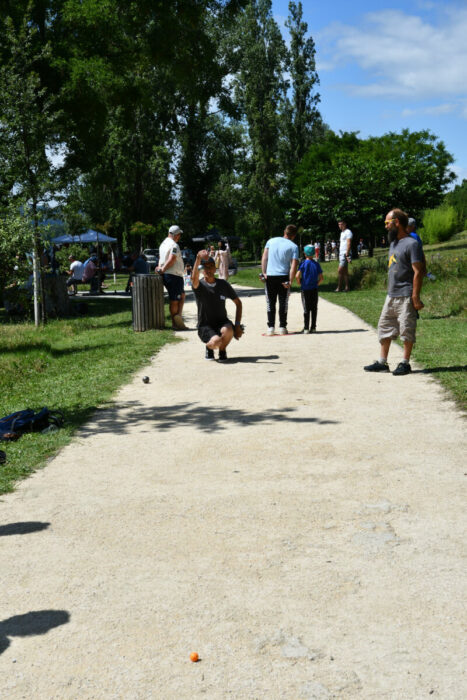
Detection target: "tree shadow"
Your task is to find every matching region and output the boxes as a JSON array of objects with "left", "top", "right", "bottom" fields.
[
  {"left": 0, "top": 610, "right": 70, "bottom": 655},
  {"left": 0, "top": 522, "right": 50, "bottom": 536},
  {"left": 412, "top": 365, "right": 467, "bottom": 374},
  {"left": 78, "top": 400, "right": 339, "bottom": 437}
]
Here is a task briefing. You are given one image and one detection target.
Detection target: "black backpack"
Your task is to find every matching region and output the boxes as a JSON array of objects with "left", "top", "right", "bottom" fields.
[{"left": 0, "top": 408, "right": 64, "bottom": 441}]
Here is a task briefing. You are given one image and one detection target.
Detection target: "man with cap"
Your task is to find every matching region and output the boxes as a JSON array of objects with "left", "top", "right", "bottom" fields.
[
  {"left": 295, "top": 245, "right": 323, "bottom": 333},
  {"left": 157, "top": 225, "right": 187, "bottom": 329},
  {"left": 191, "top": 250, "right": 243, "bottom": 361}
]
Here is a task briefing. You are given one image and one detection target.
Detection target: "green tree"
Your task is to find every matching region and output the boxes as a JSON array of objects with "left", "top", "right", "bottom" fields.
[
  {"left": 233, "top": 0, "right": 288, "bottom": 237},
  {"left": 0, "top": 7, "right": 61, "bottom": 324},
  {"left": 445, "top": 179, "right": 467, "bottom": 230},
  {"left": 295, "top": 130, "right": 455, "bottom": 254},
  {"left": 282, "top": 2, "right": 323, "bottom": 170}
]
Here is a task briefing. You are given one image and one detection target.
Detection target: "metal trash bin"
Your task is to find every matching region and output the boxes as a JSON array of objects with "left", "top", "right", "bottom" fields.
[{"left": 132, "top": 274, "right": 165, "bottom": 331}]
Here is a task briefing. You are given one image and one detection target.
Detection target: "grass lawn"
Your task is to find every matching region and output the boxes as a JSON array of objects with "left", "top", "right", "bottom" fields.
[
  {"left": 0, "top": 296, "right": 175, "bottom": 495},
  {"left": 234, "top": 234, "right": 467, "bottom": 411}
]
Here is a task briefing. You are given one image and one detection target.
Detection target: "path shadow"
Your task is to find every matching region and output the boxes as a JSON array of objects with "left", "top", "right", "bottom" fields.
[
  {"left": 78, "top": 400, "right": 339, "bottom": 436},
  {"left": 0, "top": 610, "right": 70, "bottom": 655},
  {"left": 226, "top": 355, "right": 280, "bottom": 364},
  {"left": 0, "top": 522, "right": 50, "bottom": 536},
  {"left": 412, "top": 365, "right": 467, "bottom": 374}
]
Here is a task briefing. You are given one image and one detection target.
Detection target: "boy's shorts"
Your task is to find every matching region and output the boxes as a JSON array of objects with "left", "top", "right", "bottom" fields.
[
  {"left": 198, "top": 320, "right": 232, "bottom": 344},
  {"left": 163, "top": 273, "right": 184, "bottom": 300},
  {"left": 378, "top": 295, "right": 417, "bottom": 343}
]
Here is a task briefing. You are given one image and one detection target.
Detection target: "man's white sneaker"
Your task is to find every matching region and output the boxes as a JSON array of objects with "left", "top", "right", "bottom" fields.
[
  {"left": 267, "top": 327, "right": 275, "bottom": 336},
  {"left": 279, "top": 327, "right": 287, "bottom": 335}
]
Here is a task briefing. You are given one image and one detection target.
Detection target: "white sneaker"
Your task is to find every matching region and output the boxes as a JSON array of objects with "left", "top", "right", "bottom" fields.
[
  {"left": 279, "top": 327, "right": 287, "bottom": 335},
  {"left": 303, "top": 329, "right": 310, "bottom": 334},
  {"left": 267, "top": 327, "right": 275, "bottom": 336}
]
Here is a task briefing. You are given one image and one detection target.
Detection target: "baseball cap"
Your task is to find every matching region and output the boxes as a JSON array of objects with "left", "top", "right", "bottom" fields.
[
  {"left": 408, "top": 217, "right": 416, "bottom": 226},
  {"left": 304, "top": 245, "right": 315, "bottom": 256},
  {"left": 199, "top": 256, "right": 216, "bottom": 267},
  {"left": 169, "top": 225, "right": 183, "bottom": 235}
]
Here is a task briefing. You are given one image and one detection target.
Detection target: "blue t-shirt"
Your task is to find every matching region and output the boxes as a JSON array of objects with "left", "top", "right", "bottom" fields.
[
  {"left": 409, "top": 231, "right": 423, "bottom": 246},
  {"left": 298, "top": 258, "right": 322, "bottom": 290},
  {"left": 265, "top": 237, "right": 299, "bottom": 275}
]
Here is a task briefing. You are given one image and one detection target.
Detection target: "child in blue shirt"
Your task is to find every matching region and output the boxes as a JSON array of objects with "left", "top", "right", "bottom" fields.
[{"left": 296, "top": 245, "right": 323, "bottom": 333}]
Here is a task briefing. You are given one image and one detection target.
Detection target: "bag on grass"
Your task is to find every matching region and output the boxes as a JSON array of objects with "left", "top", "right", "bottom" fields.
[{"left": 0, "top": 408, "right": 64, "bottom": 441}]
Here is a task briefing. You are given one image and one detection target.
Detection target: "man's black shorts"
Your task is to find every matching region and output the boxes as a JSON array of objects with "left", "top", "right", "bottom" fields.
[
  {"left": 198, "top": 320, "right": 232, "bottom": 343},
  {"left": 163, "top": 273, "right": 184, "bottom": 301}
]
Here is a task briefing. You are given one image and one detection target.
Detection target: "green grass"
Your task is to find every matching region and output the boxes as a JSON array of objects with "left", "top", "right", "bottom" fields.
[
  {"left": 0, "top": 296, "right": 175, "bottom": 495},
  {"left": 234, "top": 235, "right": 467, "bottom": 411}
]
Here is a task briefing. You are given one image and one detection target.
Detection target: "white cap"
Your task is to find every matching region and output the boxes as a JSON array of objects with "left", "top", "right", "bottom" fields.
[{"left": 169, "top": 225, "right": 183, "bottom": 236}]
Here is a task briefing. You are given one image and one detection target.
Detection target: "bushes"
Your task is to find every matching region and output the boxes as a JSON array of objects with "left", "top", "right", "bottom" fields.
[{"left": 422, "top": 205, "right": 458, "bottom": 243}]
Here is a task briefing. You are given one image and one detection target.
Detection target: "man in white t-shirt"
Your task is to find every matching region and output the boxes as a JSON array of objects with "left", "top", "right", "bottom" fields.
[
  {"left": 336, "top": 220, "right": 353, "bottom": 292},
  {"left": 157, "top": 224, "right": 187, "bottom": 330},
  {"left": 66, "top": 255, "right": 84, "bottom": 295}
]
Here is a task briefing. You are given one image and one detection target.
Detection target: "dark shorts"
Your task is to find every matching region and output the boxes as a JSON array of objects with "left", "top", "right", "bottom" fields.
[
  {"left": 198, "top": 320, "right": 232, "bottom": 344},
  {"left": 163, "top": 273, "right": 184, "bottom": 301}
]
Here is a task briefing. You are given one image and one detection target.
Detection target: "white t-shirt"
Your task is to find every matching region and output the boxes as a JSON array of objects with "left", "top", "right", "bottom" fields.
[
  {"left": 159, "top": 237, "right": 184, "bottom": 277},
  {"left": 70, "top": 260, "right": 84, "bottom": 280},
  {"left": 339, "top": 229, "right": 353, "bottom": 256}
]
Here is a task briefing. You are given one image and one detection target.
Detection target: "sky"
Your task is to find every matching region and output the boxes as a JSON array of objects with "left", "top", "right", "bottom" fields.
[{"left": 272, "top": 0, "right": 467, "bottom": 186}]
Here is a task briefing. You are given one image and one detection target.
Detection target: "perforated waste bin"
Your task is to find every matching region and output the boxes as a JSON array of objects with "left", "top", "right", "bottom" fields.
[{"left": 132, "top": 274, "right": 165, "bottom": 331}]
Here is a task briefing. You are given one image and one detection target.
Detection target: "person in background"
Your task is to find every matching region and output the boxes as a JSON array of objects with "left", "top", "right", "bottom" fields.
[
  {"left": 335, "top": 219, "right": 353, "bottom": 292},
  {"left": 66, "top": 255, "right": 84, "bottom": 295},
  {"left": 215, "top": 240, "right": 231, "bottom": 281},
  {"left": 408, "top": 217, "right": 428, "bottom": 277}
]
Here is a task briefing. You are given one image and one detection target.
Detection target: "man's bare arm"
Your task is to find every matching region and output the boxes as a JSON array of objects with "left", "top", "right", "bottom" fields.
[
  {"left": 289, "top": 258, "right": 298, "bottom": 285},
  {"left": 261, "top": 248, "right": 268, "bottom": 277},
  {"left": 232, "top": 297, "right": 243, "bottom": 338},
  {"left": 412, "top": 261, "right": 424, "bottom": 310}
]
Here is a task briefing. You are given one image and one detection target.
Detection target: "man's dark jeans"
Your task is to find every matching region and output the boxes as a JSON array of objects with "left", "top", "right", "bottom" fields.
[{"left": 265, "top": 275, "right": 289, "bottom": 328}]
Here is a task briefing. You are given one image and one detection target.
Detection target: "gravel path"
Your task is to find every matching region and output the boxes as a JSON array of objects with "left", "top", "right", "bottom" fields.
[{"left": 0, "top": 287, "right": 465, "bottom": 699}]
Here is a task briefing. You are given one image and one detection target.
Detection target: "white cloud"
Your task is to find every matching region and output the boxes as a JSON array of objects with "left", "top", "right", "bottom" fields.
[
  {"left": 402, "top": 103, "right": 458, "bottom": 117},
  {"left": 320, "top": 7, "right": 467, "bottom": 101}
]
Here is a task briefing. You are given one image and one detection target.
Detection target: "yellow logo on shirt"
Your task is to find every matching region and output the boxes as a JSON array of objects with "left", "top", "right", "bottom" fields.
[{"left": 388, "top": 254, "right": 397, "bottom": 268}]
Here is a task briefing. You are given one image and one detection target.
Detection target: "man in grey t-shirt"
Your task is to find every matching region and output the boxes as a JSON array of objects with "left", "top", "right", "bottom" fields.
[{"left": 364, "top": 208, "right": 424, "bottom": 376}]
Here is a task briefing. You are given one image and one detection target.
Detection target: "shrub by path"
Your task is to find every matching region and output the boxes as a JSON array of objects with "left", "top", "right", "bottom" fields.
[{"left": 0, "top": 289, "right": 465, "bottom": 698}]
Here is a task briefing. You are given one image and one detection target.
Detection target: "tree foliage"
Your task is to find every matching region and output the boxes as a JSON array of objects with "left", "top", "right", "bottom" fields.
[{"left": 294, "top": 130, "right": 456, "bottom": 251}]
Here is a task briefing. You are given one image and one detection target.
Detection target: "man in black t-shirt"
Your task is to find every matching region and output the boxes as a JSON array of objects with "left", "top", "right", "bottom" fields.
[{"left": 192, "top": 250, "right": 243, "bottom": 361}]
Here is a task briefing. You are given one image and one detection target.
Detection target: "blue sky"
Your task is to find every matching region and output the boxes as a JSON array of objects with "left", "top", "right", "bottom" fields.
[{"left": 272, "top": 0, "right": 467, "bottom": 186}]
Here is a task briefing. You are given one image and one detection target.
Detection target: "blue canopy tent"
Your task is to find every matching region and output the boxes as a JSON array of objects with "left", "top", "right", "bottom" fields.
[
  {"left": 52, "top": 230, "right": 117, "bottom": 244},
  {"left": 51, "top": 230, "right": 118, "bottom": 293}
]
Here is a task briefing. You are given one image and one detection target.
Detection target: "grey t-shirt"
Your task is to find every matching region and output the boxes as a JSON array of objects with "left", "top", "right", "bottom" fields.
[{"left": 387, "top": 236, "right": 423, "bottom": 297}]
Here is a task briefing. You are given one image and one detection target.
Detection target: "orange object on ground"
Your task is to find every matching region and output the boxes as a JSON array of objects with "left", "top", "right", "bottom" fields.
[{"left": 190, "top": 652, "right": 199, "bottom": 662}]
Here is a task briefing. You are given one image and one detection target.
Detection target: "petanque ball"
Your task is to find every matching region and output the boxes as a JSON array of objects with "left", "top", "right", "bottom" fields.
[{"left": 142, "top": 376, "right": 150, "bottom": 384}]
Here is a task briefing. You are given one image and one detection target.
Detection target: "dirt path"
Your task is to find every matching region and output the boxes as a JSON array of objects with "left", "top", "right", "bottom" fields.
[{"left": 0, "top": 287, "right": 465, "bottom": 699}]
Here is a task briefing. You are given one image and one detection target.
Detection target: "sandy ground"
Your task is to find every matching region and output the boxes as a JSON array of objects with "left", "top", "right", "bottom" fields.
[{"left": 0, "top": 286, "right": 465, "bottom": 699}]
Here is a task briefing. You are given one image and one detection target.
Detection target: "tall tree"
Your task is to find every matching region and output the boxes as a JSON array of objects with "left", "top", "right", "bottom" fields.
[
  {"left": 233, "top": 0, "right": 288, "bottom": 237},
  {"left": 0, "top": 7, "right": 60, "bottom": 324},
  {"left": 283, "top": 1, "right": 322, "bottom": 167}
]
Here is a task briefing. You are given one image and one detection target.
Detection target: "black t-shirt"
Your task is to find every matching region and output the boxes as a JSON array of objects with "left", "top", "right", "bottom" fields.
[{"left": 193, "top": 279, "right": 238, "bottom": 328}]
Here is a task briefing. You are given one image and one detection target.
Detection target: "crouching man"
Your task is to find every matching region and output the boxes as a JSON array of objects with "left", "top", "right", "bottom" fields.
[{"left": 192, "top": 250, "right": 243, "bottom": 361}]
